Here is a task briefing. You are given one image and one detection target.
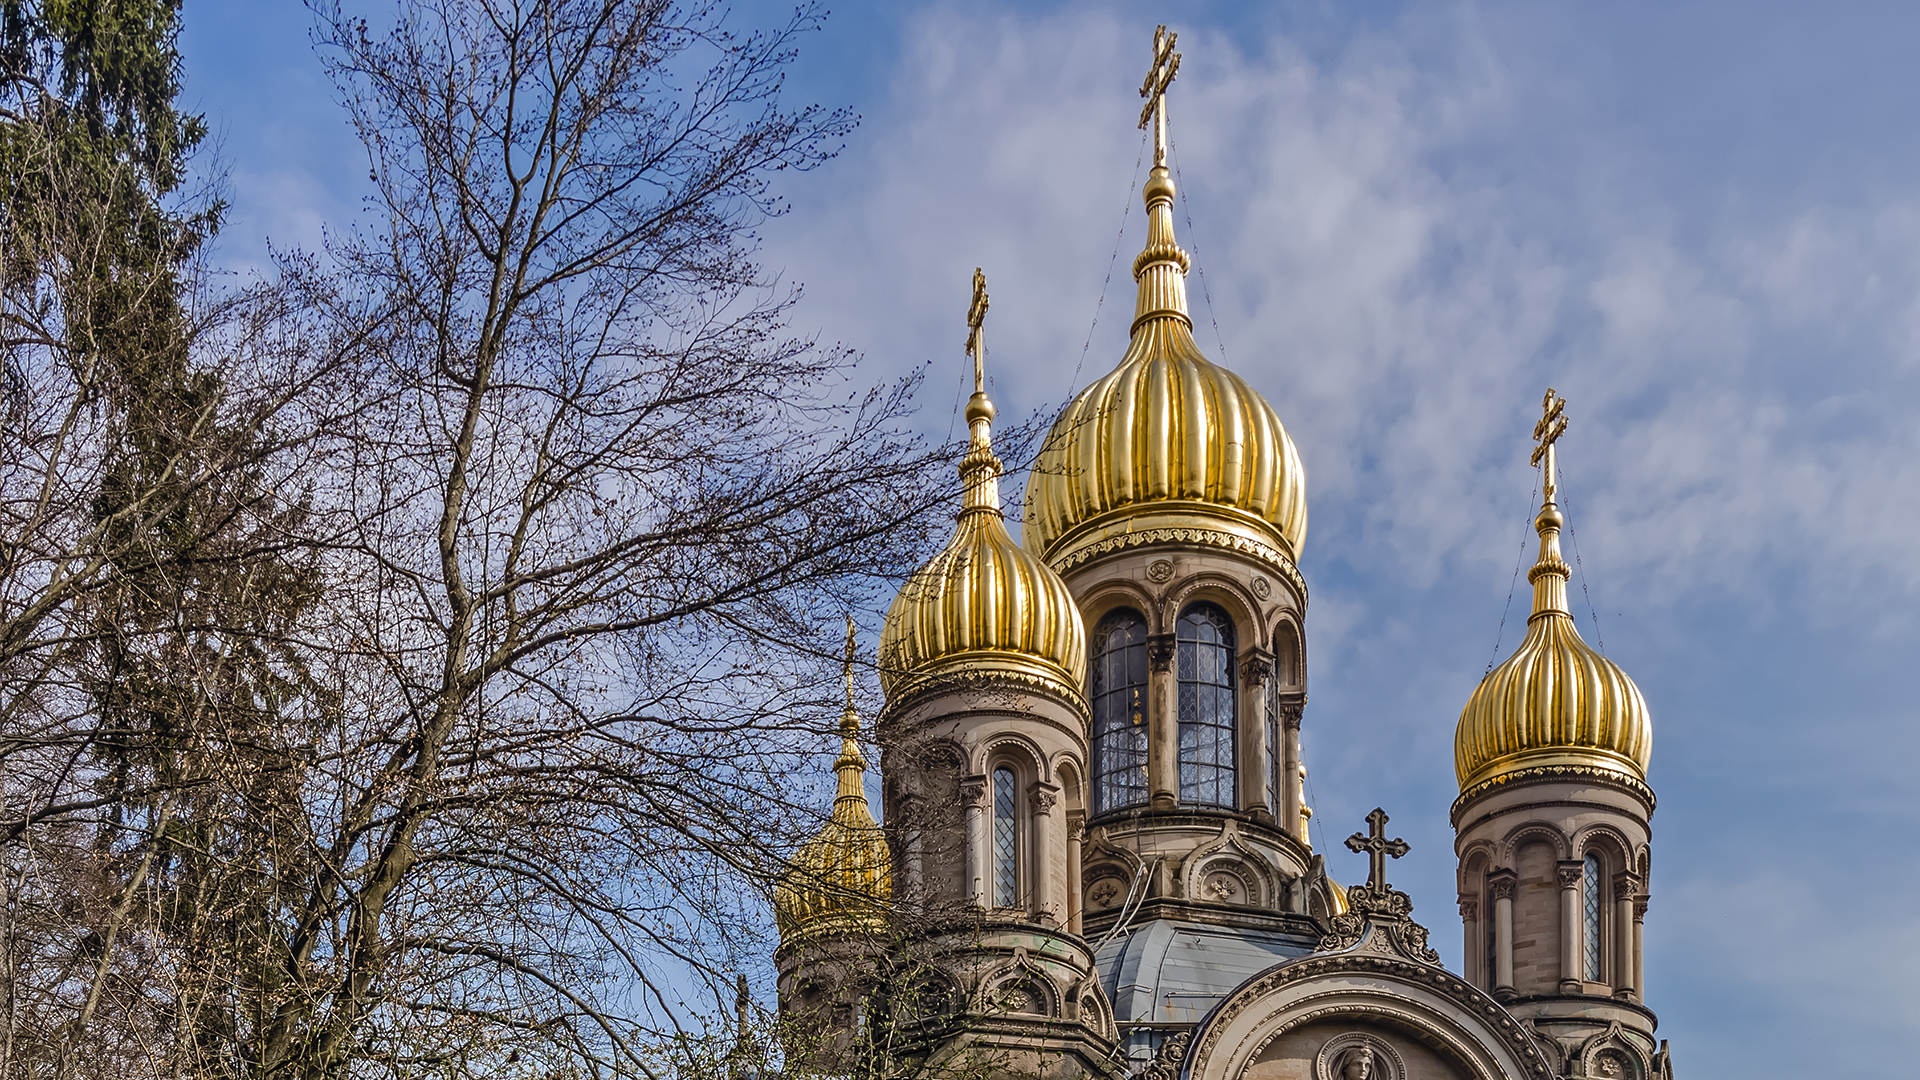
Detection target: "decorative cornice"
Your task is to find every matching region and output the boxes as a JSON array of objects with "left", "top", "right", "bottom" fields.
[
  {"left": 879, "top": 661, "right": 1090, "bottom": 725},
  {"left": 1452, "top": 763, "right": 1656, "bottom": 820},
  {"left": 1187, "top": 948, "right": 1554, "bottom": 1080},
  {"left": 1050, "top": 521, "right": 1307, "bottom": 604}
]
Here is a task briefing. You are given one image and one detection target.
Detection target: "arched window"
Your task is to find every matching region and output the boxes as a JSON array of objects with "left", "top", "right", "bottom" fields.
[
  {"left": 1090, "top": 609, "right": 1149, "bottom": 813},
  {"left": 1176, "top": 603, "right": 1236, "bottom": 807},
  {"left": 993, "top": 766, "right": 1018, "bottom": 908},
  {"left": 1582, "top": 852, "right": 1604, "bottom": 981}
]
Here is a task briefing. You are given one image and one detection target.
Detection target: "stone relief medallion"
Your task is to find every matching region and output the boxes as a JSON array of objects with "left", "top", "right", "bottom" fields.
[
  {"left": 1201, "top": 868, "right": 1247, "bottom": 904},
  {"left": 1087, "top": 876, "right": 1127, "bottom": 908},
  {"left": 1147, "top": 559, "right": 1175, "bottom": 583},
  {"left": 1590, "top": 1050, "right": 1631, "bottom": 1078},
  {"left": 1313, "top": 1032, "right": 1405, "bottom": 1080},
  {"left": 1251, "top": 575, "right": 1272, "bottom": 599}
]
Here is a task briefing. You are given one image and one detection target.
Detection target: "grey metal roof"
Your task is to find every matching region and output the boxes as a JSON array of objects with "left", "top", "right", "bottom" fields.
[{"left": 1094, "top": 918, "right": 1318, "bottom": 1030}]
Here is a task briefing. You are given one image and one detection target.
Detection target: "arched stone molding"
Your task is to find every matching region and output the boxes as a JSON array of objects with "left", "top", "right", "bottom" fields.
[
  {"left": 1050, "top": 753, "right": 1088, "bottom": 809},
  {"left": 1076, "top": 580, "right": 1163, "bottom": 637},
  {"left": 1456, "top": 841, "right": 1497, "bottom": 893},
  {"left": 1066, "top": 974, "right": 1120, "bottom": 1038},
  {"left": 975, "top": 946, "right": 1061, "bottom": 1018},
  {"left": 1498, "top": 820, "right": 1571, "bottom": 864},
  {"left": 1178, "top": 819, "right": 1282, "bottom": 909},
  {"left": 1571, "top": 824, "right": 1635, "bottom": 871},
  {"left": 973, "top": 730, "right": 1050, "bottom": 783},
  {"left": 1181, "top": 950, "right": 1554, "bottom": 1080},
  {"left": 1081, "top": 828, "right": 1151, "bottom": 915},
  {"left": 1577, "top": 1020, "right": 1651, "bottom": 1079},
  {"left": 1271, "top": 616, "right": 1305, "bottom": 690},
  {"left": 1165, "top": 573, "right": 1264, "bottom": 647}
]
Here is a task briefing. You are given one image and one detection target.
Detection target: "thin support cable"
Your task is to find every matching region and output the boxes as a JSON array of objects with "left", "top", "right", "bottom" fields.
[
  {"left": 1487, "top": 475, "right": 1540, "bottom": 673},
  {"left": 1559, "top": 481, "right": 1607, "bottom": 655},
  {"left": 1167, "top": 130, "right": 1229, "bottom": 359},
  {"left": 1068, "top": 128, "right": 1150, "bottom": 399}
]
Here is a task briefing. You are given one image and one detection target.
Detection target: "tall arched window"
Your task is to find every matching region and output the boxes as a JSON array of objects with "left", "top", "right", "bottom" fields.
[
  {"left": 993, "top": 767, "right": 1018, "bottom": 908},
  {"left": 1582, "top": 852, "right": 1604, "bottom": 981},
  {"left": 1090, "top": 609, "right": 1149, "bottom": 814},
  {"left": 1176, "top": 603, "right": 1236, "bottom": 807}
]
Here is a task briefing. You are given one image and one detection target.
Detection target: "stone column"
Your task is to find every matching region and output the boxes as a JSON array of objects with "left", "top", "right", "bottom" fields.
[
  {"left": 1557, "top": 860, "right": 1585, "bottom": 992},
  {"left": 1147, "top": 634, "right": 1177, "bottom": 809},
  {"left": 1613, "top": 874, "right": 1638, "bottom": 1000},
  {"left": 1489, "top": 871, "right": 1516, "bottom": 997},
  {"left": 1066, "top": 812, "right": 1086, "bottom": 935},
  {"left": 1459, "top": 897, "right": 1483, "bottom": 989},
  {"left": 1238, "top": 652, "right": 1273, "bottom": 816},
  {"left": 1633, "top": 894, "right": 1649, "bottom": 996},
  {"left": 961, "top": 775, "right": 988, "bottom": 908},
  {"left": 1029, "top": 784, "right": 1060, "bottom": 923},
  {"left": 1279, "top": 700, "right": 1304, "bottom": 843}
]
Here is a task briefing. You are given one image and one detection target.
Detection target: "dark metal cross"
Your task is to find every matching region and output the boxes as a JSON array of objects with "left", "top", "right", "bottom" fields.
[
  {"left": 1138, "top": 25, "right": 1181, "bottom": 166},
  {"left": 1346, "top": 807, "right": 1409, "bottom": 892}
]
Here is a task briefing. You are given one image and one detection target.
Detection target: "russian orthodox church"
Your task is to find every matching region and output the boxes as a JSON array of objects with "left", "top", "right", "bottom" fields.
[{"left": 772, "top": 26, "right": 1673, "bottom": 1080}]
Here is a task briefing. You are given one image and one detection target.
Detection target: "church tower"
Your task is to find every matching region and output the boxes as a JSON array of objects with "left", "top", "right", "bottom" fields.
[
  {"left": 875, "top": 271, "right": 1121, "bottom": 1080},
  {"left": 1451, "top": 391, "right": 1667, "bottom": 1078},
  {"left": 1020, "top": 27, "right": 1333, "bottom": 1067},
  {"left": 773, "top": 620, "right": 893, "bottom": 1073}
]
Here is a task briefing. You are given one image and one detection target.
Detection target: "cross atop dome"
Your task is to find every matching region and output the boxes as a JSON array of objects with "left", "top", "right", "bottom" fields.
[
  {"left": 1138, "top": 24, "right": 1181, "bottom": 168},
  {"left": 1531, "top": 388, "right": 1568, "bottom": 503}
]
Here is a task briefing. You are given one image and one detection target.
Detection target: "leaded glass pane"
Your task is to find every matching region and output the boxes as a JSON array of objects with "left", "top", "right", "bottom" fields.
[
  {"left": 1582, "top": 853, "right": 1603, "bottom": 981},
  {"left": 1090, "top": 610, "right": 1149, "bottom": 813},
  {"left": 1176, "top": 603, "right": 1236, "bottom": 808},
  {"left": 994, "top": 767, "right": 1018, "bottom": 908}
]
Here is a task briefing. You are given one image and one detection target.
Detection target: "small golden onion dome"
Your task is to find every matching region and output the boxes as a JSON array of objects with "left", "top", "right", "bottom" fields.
[
  {"left": 1022, "top": 162, "right": 1307, "bottom": 569},
  {"left": 1455, "top": 405, "right": 1652, "bottom": 798},
  {"left": 879, "top": 271, "right": 1087, "bottom": 703},
  {"left": 776, "top": 620, "right": 892, "bottom": 944}
]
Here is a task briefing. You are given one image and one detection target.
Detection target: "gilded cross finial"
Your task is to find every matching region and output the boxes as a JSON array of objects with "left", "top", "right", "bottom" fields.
[
  {"left": 966, "top": 267, "right": 989, "bottom": 395},
  {"left": 1530, "top": 388, "right": 1569, "bottom": 502},
  {"left": 1138, "top": 24, "right": 1181, "bottom": 168},
  {"left": 840, "top": 614, "right": 858, "bottom": 735},
  {"left": 1345, "top": 807, "right": 1409, "bottom": 893}
]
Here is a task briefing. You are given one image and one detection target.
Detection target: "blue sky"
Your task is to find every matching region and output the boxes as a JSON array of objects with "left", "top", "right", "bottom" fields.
[{"left": 181, "top": 2, "right": 1920, "bottom": 1073}]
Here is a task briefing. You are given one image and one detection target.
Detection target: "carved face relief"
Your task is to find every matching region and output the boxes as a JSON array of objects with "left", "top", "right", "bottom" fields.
[
  {"left": 1313, "top": 1034, "right": 1403, "bottom": 1080},
  {"left": 1340, "top": 1047, "right": 1373, "bottom": 1080}
]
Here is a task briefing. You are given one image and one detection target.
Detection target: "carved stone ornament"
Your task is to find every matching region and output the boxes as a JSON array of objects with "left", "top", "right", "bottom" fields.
[
  {"left": 1147, "top": 635, "right": 1177, "bottom": 672},
  {"left": 1137, "top": 1030, "right": 1191, "bottom": 1080},
  {"left": 1202, "top": 869, "right": 1246, "bottom": 902},
  {"left": 958, "top": 777, "right": 987, "bottom": 807},
  {"left": 1278, "top": 700, "right": 1304, "bottom": 731},
  {"left": 1314, "top": 1032, "right": 1406, "bottom": 1080},
  {"left": 1488, "top": 873, "right": 1517, "bottom": 902},
  {"left": 1557, "top": 861, "right": 1585, "bottom": 889},
  {"left": 1240, "top": 653, "right": 1275, "bottom": 687},
  {"left": 1029, "top": 788, "right": 1059, "bottom": 814},
  {"left": 1458, "top": 897, "right": 1479, "bottom": 921},
  {"left": 1088, "top": 877, "right": 1124, "bottom": 908},
  {"left": 1613, "top": 872, "right": 1640, "bottom": 902},
  {"left": 1147, "top": 558, "right": 1176, "bottom": 583},
  {"left": 1251, "top": 575, "right": 1273, "bottom": 600}
]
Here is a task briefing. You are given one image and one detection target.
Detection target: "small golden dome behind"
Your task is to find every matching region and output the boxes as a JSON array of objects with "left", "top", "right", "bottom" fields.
[
  {"left": 1021, "top": 156, "right": 1306, "bottom": 570},
  {"left": 776, "top": 622, "right": 893, "bottom": 945},
  {"left": 1455, "top": 393, "right": 1652, "bottom": 798},
  {"left": 880, "top": 270, "right": 1087, "bottom": 704}
]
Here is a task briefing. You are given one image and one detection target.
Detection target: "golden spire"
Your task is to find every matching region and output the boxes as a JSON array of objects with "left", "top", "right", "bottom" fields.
[
  {"left": 1133, "top": 25, "right": 1192, "bottom": 329},
  {"left": 878, "top": 269, "right": 1086, "bottom": 702},
  {"left": 961, "top": 267, "right": 1002, "bottom": 514},
  {"left": 773, "top": 616, "right": 892, "bottom": 944},
  {"left": 1454, "top": 390, "right": 1652, "bottom": 800}
]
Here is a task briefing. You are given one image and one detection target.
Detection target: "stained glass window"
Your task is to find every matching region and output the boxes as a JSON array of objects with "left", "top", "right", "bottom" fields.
[
  {"left": 993, "top": 766, "right": 1018, "bottom": 908},
  {"left": 1582, "top": 852, "right": 1603, "bottom": 981},
  {"left": 1090, "top": 610, "right": 1149, "bottom": 813},
  {"left": 1176, "top": 603, "right": 1236, "bottom": 808}
]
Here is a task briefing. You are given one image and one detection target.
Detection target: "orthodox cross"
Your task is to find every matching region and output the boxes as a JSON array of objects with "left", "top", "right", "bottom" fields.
[
  {"left": 966, "top": 266, "right": 989, "bottom": 393},
  {"left": 1530, "top": 387, "right": 1568, "bottom": 502},
  {"left": 1345, "top": 807, "right": 1409, "bottom": 892},
  {"left": 1138, "top": 24, "right": 1181, "bottom": 168}
]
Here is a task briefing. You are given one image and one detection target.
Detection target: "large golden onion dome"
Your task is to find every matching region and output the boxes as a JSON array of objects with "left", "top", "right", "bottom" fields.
[
  {"left": 880, "top": 271, "right": 1086, "bottom": 704},
  {"left": 1022, "top": 158, "right": 1307, "bottom": 572},
  {"left": 1455, "top": 393, "right": 1652, "bottom": 801},
  {"left": 775, "top": 620, "right": 892, "bottom": 944}
]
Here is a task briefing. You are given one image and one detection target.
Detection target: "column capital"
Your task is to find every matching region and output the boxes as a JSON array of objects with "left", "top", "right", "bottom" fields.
[
  {"left": 1147, "top": 633, "right": 1176, "bottom": 672},
  {"left": 1613, "top": 872, "right": 1642, "bottom": 902},
  {"left": 1238, "top": 649, "right": 1275, "bottom": 687},
  {"left": 1556, "top": 860, "right": 1586, "bottom": 889},
  {"left": 1028, "top": 783, "right": 1060, "bottom": 815},
  {"left": 959, "top": 775, "right": 988, "bottom": 807},
  {"left": 1458, "top": 896, "right": 1480, "bottom": 921},
  {"left": 1488, "top": 869, "right": 1517, "bottom": 901}
]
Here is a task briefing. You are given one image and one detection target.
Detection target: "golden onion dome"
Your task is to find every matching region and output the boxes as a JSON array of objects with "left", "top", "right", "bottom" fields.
[
  {"left": 1022, "top": 161, "right": 1307, "bottom": 572},
  {"left": 775, "top": 620, "right": 892, "bottom": 944},
  {"left": 1455, "top": 393, "right": 1652, "bottom": 800},
  {"left": 879, "top": 270, "right": 1087, "bottom": 703}
]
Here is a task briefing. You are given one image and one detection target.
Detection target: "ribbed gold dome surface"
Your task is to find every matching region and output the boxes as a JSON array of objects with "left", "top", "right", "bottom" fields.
[
  {"left": 880, "top": 273, "right": 1087, "bottom": 703},
  {"left": 1456, "top": 483, "right": 1652, "bottom": 798},
  {"left": 1022, "top": 167, "right": 1306, "bottom": 569},
  {"left": 776, "top": 625, "right": 892, "bottom": 945}
]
